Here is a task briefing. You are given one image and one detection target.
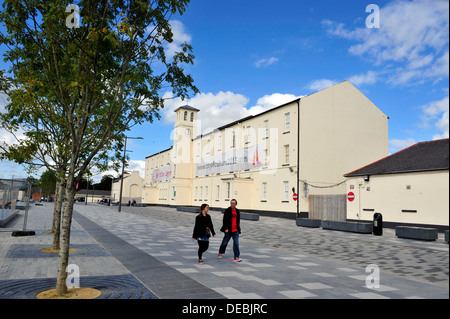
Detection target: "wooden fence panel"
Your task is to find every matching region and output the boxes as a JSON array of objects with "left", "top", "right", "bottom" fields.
[{"left": 308, "top": 194, "right": 346, "bottom": 221}]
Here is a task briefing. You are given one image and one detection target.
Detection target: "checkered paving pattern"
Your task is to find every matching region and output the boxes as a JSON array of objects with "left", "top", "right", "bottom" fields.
[
  {"left": 0, "top": 274, "right": 157, "bottom": 299},
  {"left": 5, "top": 244, "right": 111, "bottom": 258},
  {"left": 0, "top": 204, "right": 448, "bottom": 299},
  {"left": 75, "top": 205, "right": 448, "bottom": 299}
]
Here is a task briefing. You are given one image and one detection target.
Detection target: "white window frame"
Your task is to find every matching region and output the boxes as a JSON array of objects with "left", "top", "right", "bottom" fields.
[
  {"left": 283, "top": 181, "right": 289, "bottom": 201},
  {"left": 284, "top": 144, "right": 289, "bottom": 164},
  {"left": 285, "top": 113, "right": 290, "bottom": 132}
]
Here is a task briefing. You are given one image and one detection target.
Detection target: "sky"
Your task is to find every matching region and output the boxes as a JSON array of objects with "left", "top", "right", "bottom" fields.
[{"left": 0, "top": 0, "right": 448, "bottom": 182}]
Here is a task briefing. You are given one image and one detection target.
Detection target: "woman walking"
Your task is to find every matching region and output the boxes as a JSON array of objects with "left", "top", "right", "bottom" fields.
[{"left": 192, "top": 204, "right": 216, "bottom": 264}]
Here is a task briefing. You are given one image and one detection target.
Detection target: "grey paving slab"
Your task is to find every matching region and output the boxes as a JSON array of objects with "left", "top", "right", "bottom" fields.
[
  {"left": 74, "top": 204, "right": 448, "bottom": 299},
  {"left": 0, "top": 274, "right": 157, "bottom": 299},
  {"left": 73, "top": 211, "right": 224, "bottom": 299},
  {"left": 0, "top": 203, "right": 448, "bottom": 300}
]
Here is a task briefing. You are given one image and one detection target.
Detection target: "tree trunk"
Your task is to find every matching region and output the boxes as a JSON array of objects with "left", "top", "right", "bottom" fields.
[
  {"left": 52, "top": 176, "right": 65, "bottom": 250},
  {"left": 55, "top": 176, "right": 76, "bottom": 295}
]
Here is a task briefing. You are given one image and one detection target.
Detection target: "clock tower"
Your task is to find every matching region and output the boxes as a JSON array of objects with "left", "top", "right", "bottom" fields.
[{"left": 172, "top": 105, "right": 199, "bottom": 205}]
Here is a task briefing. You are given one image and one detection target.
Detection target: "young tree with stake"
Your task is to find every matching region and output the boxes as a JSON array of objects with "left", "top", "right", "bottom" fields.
[{"left": 0, "top": 0, "right": 198, "bottom": 295}]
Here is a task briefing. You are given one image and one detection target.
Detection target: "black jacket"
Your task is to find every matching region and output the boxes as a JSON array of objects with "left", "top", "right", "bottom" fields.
[
  {"left": 192, "top": 213, "right": 216, "bottom": 239},
  {"left": 220, "top": 207, "right": 241, "bottom": 234}
]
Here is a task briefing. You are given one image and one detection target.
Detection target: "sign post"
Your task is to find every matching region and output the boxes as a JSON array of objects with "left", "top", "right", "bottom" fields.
[{"left": 347, "top": 192, "right": 355, "bottom": 202}]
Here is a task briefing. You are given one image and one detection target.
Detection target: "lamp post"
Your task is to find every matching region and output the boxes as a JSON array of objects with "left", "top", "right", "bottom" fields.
[{"left": 118, "top": 136, "right": 143, "bottom": 212}]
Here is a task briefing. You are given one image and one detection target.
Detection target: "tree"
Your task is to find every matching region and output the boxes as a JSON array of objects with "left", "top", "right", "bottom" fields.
[
  {"left": 0, "top": 0, "right": 197, "bottom": 295},
  {"left": 94, "top": 174, "right": 113, "bottom": 190},
  {"left": 39, "top": 170, "right": 57, "bottom": 200}
]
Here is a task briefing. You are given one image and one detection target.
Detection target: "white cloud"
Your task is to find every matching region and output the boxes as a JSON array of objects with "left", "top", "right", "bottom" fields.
[
  {"left": 165, "top": 20, "right": 192, "bottom": 60},
  {"left": 389, "top": 138, "right": 417, "bottom": 154},
  {"left": 254, "top": 57, "right": 279, "bottom": 68},
  {"left": 306, "top": 79, "right": 338, "bottom": 91},
  {"left": 348, "top": 70, "right": 378, "bottom": 86},
  {"left": 162, "top": 91, "right": 300, "bottom": 135},
  {"left": 92, "top": 159, "right": 145, "bottom": 183},
  {"left": 323, "top": 0, "right": 449, "bottom": 85},
  {"left": 420, "top": 96, "right": 449, "bottom": 139}
]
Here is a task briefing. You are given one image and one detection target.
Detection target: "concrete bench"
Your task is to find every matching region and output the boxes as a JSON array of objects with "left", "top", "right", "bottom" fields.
[
  {"left": 296, "top": 218, "right": 321, "bottom": 228},
  {"left": 0, "top": 210, "right": 20, "bottom": 228},
  {"left": 241, "top": 212, "right": 259, "bottom": 221},
  {"left": 396, "top": 226, "right": 438, "bottom": 241},
  {"left": 321, "top": 220, "right": 373, "bottom": 234}
]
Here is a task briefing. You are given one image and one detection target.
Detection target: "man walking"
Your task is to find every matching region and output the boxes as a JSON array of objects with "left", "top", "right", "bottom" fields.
[{"left": 218, "top": 199, "right": 242, "bottom": 262}]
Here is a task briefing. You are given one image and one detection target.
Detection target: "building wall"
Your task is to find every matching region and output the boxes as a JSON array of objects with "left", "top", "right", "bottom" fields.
[
  {"left": 111, "top": 170, "right": 144, "bottom": 203},
  {"left": 346, "top": 170, "right": 449, "bottom": 226},
  {"left": 191, "top": 100, "right": 299, "bottom": 212},
  {"left": 143, "top": 81, "right": 389, "bottom": 216}
]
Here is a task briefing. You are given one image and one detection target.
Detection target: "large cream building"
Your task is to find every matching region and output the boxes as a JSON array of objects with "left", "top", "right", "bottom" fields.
[{"left": 143, "top": 81, "right": 389, "bottom": 218}]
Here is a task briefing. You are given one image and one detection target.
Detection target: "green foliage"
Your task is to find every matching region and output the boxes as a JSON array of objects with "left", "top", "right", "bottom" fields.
[{"left": 0, "top": 0, "right": 198, "bottom": 181}]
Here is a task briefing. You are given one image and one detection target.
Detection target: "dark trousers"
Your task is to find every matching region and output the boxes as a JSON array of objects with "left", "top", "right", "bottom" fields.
[
  {"left": 197, "top": 240, "right": 209, "bottom": 260},
  {"left": 219, "top": 231, "right": 240, "bottom": 258}
]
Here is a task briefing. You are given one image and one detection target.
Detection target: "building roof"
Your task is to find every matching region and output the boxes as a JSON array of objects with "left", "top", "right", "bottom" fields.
[
  {"left": 174, "top": 105, "right": 200, "bottom": 112},
  {"left": 345, "top": 138, "right": 449, "bottom": 177}
]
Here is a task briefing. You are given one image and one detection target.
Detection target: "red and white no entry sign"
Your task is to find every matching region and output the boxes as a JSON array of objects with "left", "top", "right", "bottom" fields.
[
  {"left": 347, "top": 192, "right": 355, "bottom": 202},
  {"left": 293, "top": 193, "right": 298, "bottom": 201}
]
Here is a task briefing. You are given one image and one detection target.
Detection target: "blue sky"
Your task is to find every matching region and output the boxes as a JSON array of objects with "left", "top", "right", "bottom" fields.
[{"left": 1, "top": 0, "right": 448, "bottom": 181}]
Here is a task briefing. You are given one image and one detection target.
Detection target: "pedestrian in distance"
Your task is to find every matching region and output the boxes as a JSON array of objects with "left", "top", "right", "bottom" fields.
[
  {"left": 218, "top": 199, "right": 242, "bottom": 262},
  {"left": 192, "top": 204, "right": 216, "bottom": 264}
]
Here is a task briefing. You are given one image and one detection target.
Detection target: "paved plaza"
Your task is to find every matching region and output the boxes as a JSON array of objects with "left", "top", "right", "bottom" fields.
[{"left": 0, "top": 203, "right": 448, "bottom": 300}]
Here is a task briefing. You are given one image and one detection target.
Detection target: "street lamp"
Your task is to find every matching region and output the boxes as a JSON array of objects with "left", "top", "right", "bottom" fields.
[{"left": 118, "top": 136, "right": 143, "bottom": 212}]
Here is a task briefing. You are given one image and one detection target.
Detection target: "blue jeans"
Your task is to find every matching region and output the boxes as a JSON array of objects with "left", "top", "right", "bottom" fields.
[{"left": 219, "top": 231, "right": 240, "bottom": 258}]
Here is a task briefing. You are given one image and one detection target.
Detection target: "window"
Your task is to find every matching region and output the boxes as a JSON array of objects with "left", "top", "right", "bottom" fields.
[
  {"left": 283, "top": 181, "right": 289, "bottom": 201},
  {"left": 205, "top": 186, "right": 208, "bottom": 201},
  {"left": 264, "top": 120, "right": 269, "bottom": 138},
  {"left": 262, "top": 182, "right": 267, "bottom": 201},
  {"left": 246, "top": 126, "right": 251, "bottom": 144},
  {"left": 285, "top": 113, "right": 290, "bottom": 132},
  {"left": 216, "top": 185, "right": 220, "bottom": 201},
  {"left": 232, "top": 131, "right": 236, "bottom": 148},
  {"left": 263, "top": 148, "right": 269, "bottom": 165},
  {"left": 200, "top": 186, "right": 203, "bottom": 200},
  {"left": 284, "top": 144, "right": 289, "bottom": 164},
  {"left": 217, "top": 134, "right": 222, "bottom": 151},
  {"left": 226, "top": 182, "right": 231, "bottom": 199},
  {"left": 184, "top": 111, "right": 187, "bottom": 121},
  {"left": 190, "top": 112, "right": 194, "bottom": 122}
]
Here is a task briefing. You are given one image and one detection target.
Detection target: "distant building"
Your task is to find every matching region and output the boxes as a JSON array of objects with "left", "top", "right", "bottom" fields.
[
  {"left": 75, "top": 189, "right": 111, "bottom": 203},
  {"left": 345, "top": 139, "right": 449, "bottom": 229},
  {"left": 143, "top": 81, "right": 389, "bottom": 217},
  {"left": 111, "top": 171, "right": 144, "bottom": 204}
]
